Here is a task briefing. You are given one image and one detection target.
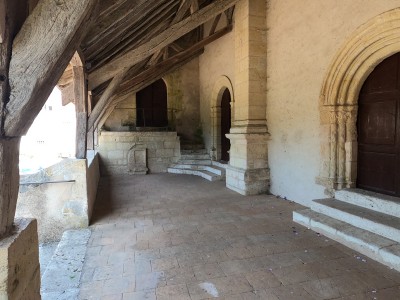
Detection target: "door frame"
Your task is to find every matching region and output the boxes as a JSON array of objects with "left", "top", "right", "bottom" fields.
[
  {"left": 317, "top": 8, "right": 400, "bottom": 196},
  {"left": 210, "top": 76, "right": 234, "bottom": 161}
]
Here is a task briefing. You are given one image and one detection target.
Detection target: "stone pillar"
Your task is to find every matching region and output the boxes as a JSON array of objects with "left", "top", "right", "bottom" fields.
[{"left": 226, "top": 0, "right": 269, "bottom": 195}]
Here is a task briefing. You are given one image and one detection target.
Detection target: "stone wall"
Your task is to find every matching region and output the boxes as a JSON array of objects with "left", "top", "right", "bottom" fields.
[
  {"left": 164, "top": 59, "right": 201, "bottom": 143},
  {"left": 97, "top": 131, "right": 180, "bottom": 175},
  {"left": 103, "top": 60, "right": 201, "bottom": 143},
  {"left": 199, "top": 23, "right": 235, "bottom": 153},
  {"left": 16, "top": 157, "right": 100, "bottom": 242},
  {"left": 266, "top": 0, "right": 400, "bottom": 205}
]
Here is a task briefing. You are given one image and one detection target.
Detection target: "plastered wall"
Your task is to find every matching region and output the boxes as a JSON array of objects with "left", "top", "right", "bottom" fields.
[
  {"left": 266, "top": 0, "right": 400, "bottom": 206},
  {"left": 199, "top": 30, "right": 235, "bottom": 153},
  {"left": 164, "top": 59, "right": 201, "bottom": 142}
]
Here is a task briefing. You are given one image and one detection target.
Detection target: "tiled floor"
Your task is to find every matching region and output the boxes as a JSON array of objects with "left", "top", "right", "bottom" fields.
[{"left": 79, "top": 174, "right": 400, "bottom": 299}]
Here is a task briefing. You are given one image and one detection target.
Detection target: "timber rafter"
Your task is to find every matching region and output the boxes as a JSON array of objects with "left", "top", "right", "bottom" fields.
[{"left": 85, "top": 0, "right": 236, "bottom": 133}]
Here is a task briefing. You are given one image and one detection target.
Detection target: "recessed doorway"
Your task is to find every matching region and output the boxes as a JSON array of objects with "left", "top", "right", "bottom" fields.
[
  {"left": 220, "top": 88, "right": 231, "bottom": 162},
  {"left": 357, "top": 52, "right": 400, "bottom": 197},
  {"left": 136, "top": 79, "right": 168, "bottom": 128}
]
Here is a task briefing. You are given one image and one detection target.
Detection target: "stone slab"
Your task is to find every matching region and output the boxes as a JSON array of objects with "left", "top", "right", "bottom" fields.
[{"left": 41, "top": 229, "right": 91, "bottom": 296}]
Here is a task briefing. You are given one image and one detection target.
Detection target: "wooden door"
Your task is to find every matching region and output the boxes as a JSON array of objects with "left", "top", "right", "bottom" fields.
[
  {"left": 357, "top": 53, "right": 400, "bottom": 197},
  {"left": 137, "top": 79, "right": 168, "bottom": 127},
  {"left": 221, "top": 89, "right": 231, "bottom": 162}
]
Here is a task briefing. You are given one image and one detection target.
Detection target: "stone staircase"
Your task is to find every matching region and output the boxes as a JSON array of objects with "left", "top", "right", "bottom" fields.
[
  {"left": 167, "top": 149, "right": 226, "bottom": 181},
  {"left": 293, "top": 188, "right": 400, "bottom": 271}
]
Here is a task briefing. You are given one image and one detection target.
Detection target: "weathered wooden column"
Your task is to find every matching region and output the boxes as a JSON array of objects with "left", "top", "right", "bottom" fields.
[
  {"left": 226, "top": 0, "right": 269, "bottom": 195},
  {"left": 0, "top": 0, "right": 98, "bottom": 298},
  {"left": 72, "top": 55, "right": 88, "bottom": 159}
]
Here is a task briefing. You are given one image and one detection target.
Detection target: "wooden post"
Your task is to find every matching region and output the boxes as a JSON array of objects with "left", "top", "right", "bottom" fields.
[
  {"left": 0, "top": 138, "right": 20, "bottom": 236},
  {"left": 5, "top": 0, "right": 99, "bottom": 136},
  {"left": 0, "top": 1, "right": 27, "bottom": 236},
  {"left": 73, "top": 65, "right": 88, "bottom": 159}
]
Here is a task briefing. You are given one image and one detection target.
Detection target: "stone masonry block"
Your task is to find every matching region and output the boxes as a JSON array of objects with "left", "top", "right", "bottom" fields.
[{"left": 0, "top": 218, "right": 40, "bottom": 299}]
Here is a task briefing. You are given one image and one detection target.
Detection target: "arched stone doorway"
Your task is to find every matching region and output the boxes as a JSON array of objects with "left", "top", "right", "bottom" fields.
[
  {"left": 220, "top": 88, "right": 232, "bottom": 162},
  {"left": 136, "top": 79, "right": 168, "bottom": 128},
  {"left": 357, "top": 52, "right": 400, "bottom": 197},
  {"left": 318, "top": 8, "right": 400, "bottom": 195},
  {"left": 210, "top": 76, "right": 234, "bottom": 161}
]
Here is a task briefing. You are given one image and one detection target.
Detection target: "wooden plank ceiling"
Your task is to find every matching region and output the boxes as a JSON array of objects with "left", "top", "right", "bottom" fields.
[{"left": 78, "top": 0, "right": 235, "bottom": 105}]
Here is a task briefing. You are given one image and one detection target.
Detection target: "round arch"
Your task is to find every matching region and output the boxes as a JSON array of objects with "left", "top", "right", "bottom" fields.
[
  {"left": 318, "top": 8, "right": 400, "bottom": 194},
  {"left": 210, "top": 76, "right": 234, "bottom": 161}
]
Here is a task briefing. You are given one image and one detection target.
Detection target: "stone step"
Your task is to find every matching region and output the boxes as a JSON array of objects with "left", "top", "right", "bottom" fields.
[
  {"left": 312, "top": 198, "right": 400, "bottom": 243},
  {"left": 293, "top": 209, "right": 400, "bottom": 272},
  {"left": 167, "top": 167, "right": 222, "bottom": 181},
  {"left": 181, "top": 149, "right": 208, "bottom": 155},
  {"left": 180, "top": 144, "right": 205, "bottom": 151},
  {"left": 180, "top": 154, "right": 211, "bottom": 160},
  {"left": 178, "top": 159, "right": 212, "bottom": 165},
  {"left": 211, "top": 161, "right": 229, "bottom": 169},
  {"left": 335, "top": 188, "right": 400, "bottom": 219},
  {"left": 171, "top": 164, "right": 225, "bottom": 176},
  {"left": 41, "top": 229, "right": 91, "bottom": 299}
]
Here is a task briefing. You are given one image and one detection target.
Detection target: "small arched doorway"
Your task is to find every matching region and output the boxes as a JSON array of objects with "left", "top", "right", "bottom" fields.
[
  {"left": 136, "top": 79, "right": 168, "bottom": 127},
  {"left": 357, "top": 52, "right": 400, "bottom": 197},
  {"left": 220, "top": 88, "right": 231, "bottom": 162}
]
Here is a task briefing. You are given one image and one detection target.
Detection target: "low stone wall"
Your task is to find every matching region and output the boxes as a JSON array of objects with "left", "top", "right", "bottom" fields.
[
  {"left": 97, "top": 131, "right": 180, "bottom": 175},
  {"left": 16, "top": 156, "right": 100, "bottom": 242}
]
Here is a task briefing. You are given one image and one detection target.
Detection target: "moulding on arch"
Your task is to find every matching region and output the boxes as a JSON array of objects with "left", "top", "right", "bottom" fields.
[{"left": 321, "top": 8, "right": 400, "bottom": 107}]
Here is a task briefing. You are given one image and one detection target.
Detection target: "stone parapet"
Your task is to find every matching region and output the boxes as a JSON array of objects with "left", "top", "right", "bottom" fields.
[
  {"left": 97, "top": 131, "right": 180, "bottom": 175},
  {"left": 0, "top": 218, "right": 40, "bottom": 299}
]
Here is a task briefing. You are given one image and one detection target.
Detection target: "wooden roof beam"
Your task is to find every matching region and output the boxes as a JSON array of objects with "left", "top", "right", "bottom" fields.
[
  {"left": 88, "top": 0, "right": 239, "bottom": 89},
  {"left": 4, "top": 0, "right": 99, "bottom": 136},
  {"left": 87, "top": 69, "right": 127, "bottom": 131},
  {"left": 92, "top": 24, "right": 233, "bottom": 131},
  {"left": 190, "top": 0, "right": 199, "bottom": 13}
]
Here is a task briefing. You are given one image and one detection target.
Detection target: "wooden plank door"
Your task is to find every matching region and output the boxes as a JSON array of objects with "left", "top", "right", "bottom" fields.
[
  {"left": 357, "top": 53, "right": 400, "bottom": 198},
  {"left": 221, "top": 89, "right": 231, "bottom": 162},
  {"left": 136, "top": 79, "right": 167, "bottom": 127}
]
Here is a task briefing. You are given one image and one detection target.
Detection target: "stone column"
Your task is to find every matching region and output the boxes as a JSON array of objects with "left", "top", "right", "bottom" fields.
[{"left": 226, "top": 0, "right": 269, "bottom": 195}]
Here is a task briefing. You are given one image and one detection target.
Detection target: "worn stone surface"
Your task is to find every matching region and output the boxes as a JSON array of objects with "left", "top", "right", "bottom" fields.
[
  {"left": 78, "top": 174, "right": 400, "bottom": 299},
  {"left": 0, "top": 218, "right": 40, "bottom": 300},
  {"left": 41, "top": 229, "right": 91, "bottom": 299}
]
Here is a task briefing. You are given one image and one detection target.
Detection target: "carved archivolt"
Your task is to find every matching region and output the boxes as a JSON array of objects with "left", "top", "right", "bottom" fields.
[{"left": 318, "top": 8, "right": 400, "bottom": 194}]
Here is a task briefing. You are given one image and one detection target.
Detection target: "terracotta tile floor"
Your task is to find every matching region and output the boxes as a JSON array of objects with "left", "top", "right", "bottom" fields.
[{"left": 79, "top": 174, "right": 400, "bottom": 300}]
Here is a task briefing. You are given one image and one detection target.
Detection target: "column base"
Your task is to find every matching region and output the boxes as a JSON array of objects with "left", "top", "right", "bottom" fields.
[
  {"left": 0, "top": 218, "right": 40, "bottom": 299},
  {"left": 226, "top": 165, "right": 270, "bottom": 195}
]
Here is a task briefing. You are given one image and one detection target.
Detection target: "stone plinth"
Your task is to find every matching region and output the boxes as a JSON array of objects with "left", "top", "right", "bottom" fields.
[
  {"left": 0, "top": 218, "right": 40, "bottom": 299},
  {"left": 226, "top": 130, "right": 270, "bottom": 195}
]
